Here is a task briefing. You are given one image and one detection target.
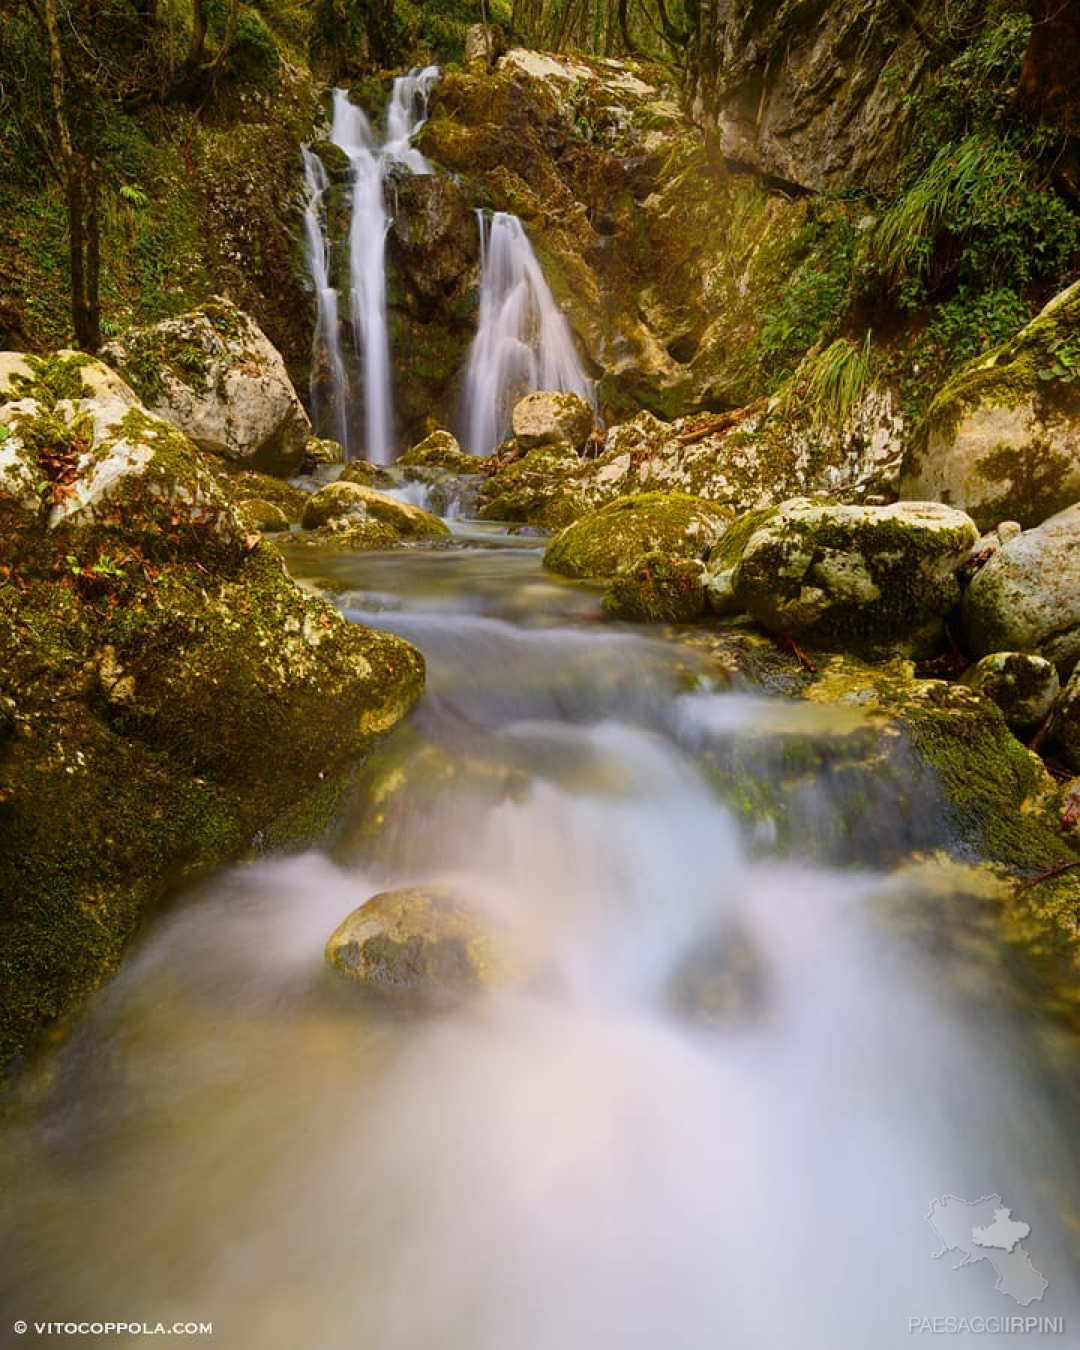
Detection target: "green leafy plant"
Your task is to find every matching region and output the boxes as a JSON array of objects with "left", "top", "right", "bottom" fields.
[{"left": 780, "top": 333, "right": 874, "bottom": 430}]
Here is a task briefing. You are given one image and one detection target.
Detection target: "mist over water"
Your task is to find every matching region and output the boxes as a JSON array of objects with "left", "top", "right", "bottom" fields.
[{"left": 2, "top": 540, "right": 1078, "bottom": 1349}]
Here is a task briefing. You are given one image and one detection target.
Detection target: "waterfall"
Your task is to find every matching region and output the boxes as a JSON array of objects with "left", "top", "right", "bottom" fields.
[
  {"left": 303, "top": 67, "right": 439, "bottom": 465},
  {"left": 462, "top": 211, "right": 594, "bottom": 457},
  {"left": 301, "top": 148, "right": 350, "bottom": 454}
]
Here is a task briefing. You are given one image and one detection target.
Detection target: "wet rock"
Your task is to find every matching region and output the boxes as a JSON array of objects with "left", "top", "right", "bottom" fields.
[
  {"left": 512, "top": 391, "right": 594, "bottom": 451},
  {"left": 302, "top": 481, "right": 449, "bottom": 542},
  {"left": 1047, "top": 669, "right": 1080, "bottom": 771},
  {"left": 301, "top": 436, "right": 345, "bottom": 470},
  {"left": 101, "top": 298, "right": 312, "bottom": 477},
  {"left": 477, "top": 441, "right": 585, "bottom": 528},
  {"left": 385, "top": 175, "right": 479, "bottom": 311},
  {"left": 326, "top": 888, "right": 495, "bottom": 1001},
  {"left": 238, "top": 498, "right": 291, "bottom": 533},
  {"left": 398, "top": 429, "right": 477, "bottom": 475},
  {"left": 544, "top": 492, "right": 734, "bottom": 578},
  {"left": 960, "top": 653, "right": 1060, "bottom": 732},
  {"left": 338, "top": 459, "right": 397, "bottom": 490},
  {"left": 603, "top": 552, "right": 707, "bottom": 623},
  {"left": 732, "top": 499, "right": 978, "bottom": 650},
  {"left": 703, "top": 507, "right": 776, "bottom": 616},
  {"left": 961, "top": 503, "right": 1080, "bottom": 676},
  {"left": 901, "top": 280, "right": 1080, "bottom": 529}
]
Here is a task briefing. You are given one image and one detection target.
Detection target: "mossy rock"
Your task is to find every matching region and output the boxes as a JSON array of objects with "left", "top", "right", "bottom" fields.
[
  {"left": 544, "top": 491, "right": 734, "bottom": 578},
  {"left": 960, "top": 653, "right": 1060, "bottom": 732},
  {"left": 603, "top": 552, "right": 707, "bottom": 623},
  {"left": 397, "top": 429, "right": 477, "bottom": 475},
  {"left": 512, "top": 391, "right": 594, "bottom": 451},
  {"left": 205, "top": 459, "right": 311, "bottom": 521},
  {"left": 237, "top": 498, "right": 290, "bottom": 532},
  {"left": 338, "top": 459, "right": 397, "bottom": 490},
  {"left": 732, "top": 498, "right": 978, "bottom": 650},
  {"left": 302, "top": 481, "right": 449, "bottom": 540},
  {"left": 325, "top": 888, "right": 497, "bottom": 1002},
  {"left": 901, "top": 279, "right": 1080, "bottom": 530}
]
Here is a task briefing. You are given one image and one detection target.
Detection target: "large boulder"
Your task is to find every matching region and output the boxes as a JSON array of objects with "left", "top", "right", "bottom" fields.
[
  {"left": 901, "top": 280, "right": 1080, "bottom": 529},
  {"left": 326, "top": 888, "right": 495, "bottom": 1001},
  {"left": 101, "top": 298, "right": 312, "bottom": 476},
  {"left": 961, "top": 503, "right": 1080, "bottom": 675},
  {"left": 544, "top": 492, "right": 734, "bottom": 578},
  {"left": 732, "top": 499, "right": 978, "bottom": 647},
  {"left": 512, "top": 391, "right": 594, "bottom": 451},
  {"left": 301, "top": 481, "right": 450, "bottom": 546},
  {"left": 397, "top": 429, "right": 477, "bottom": 475},
  {"left": 0, "top": 358, "right": 425, "bottom": 1073},
  {"left": 602, "top": 552, "right": 707, "bottom": 623}
]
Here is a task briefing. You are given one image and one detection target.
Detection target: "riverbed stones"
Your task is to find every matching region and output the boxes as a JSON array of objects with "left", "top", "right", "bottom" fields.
[
  {"left": 960, "top": 653, "right": 1060, "bottom": 732},
  {"left": 101, "top": 298, "right": 312, "bottom": 477},
  {"left": 544, "top": 492, "right": 734, "bottom": 578},
  {"left": 326, "top": 888, "right": 495, "bottom": 1001},
  {"left": 603, "top": 552, "right": 707, "bottom": 623},
  {"left": 961, "top": 503, "right": 1080, "bottom": 676},
  {"left": 397, "top": 429, "right": 477, "bottom": 475},
  {"left": 731, "top": 499, "right": 978, "bottom": 648},
  {"left": 512, "top": 391, "right": 594, "bottom": 451}
]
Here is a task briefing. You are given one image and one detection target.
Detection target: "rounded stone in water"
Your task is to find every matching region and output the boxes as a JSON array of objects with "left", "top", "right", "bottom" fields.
[{"left": 960, "top": 652, "right": 1060, "bottom": 731}]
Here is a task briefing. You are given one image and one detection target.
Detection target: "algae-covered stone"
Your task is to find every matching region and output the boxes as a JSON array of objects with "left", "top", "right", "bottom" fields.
[
  {"left": 302, "top": 436, "right": 345, "bottom": 468},
  {"left": 901, "top": 280, "right": 1080, "bottom": 529},
  {"left": 326, "top": 888, "right": 494, "bottom": 1001},
  {"left": 512, "top": 391, "right": 594, "bottom": 451},
  {"left": 338, "top": 459, "right": 397, "bottom": 489},
  {"left": 960, "top": 653, "right": 1060, "bottom": 732},
  {"left": 302, "top": 481, "right": 449, "bottom": 541},
  {"left": 544, "top": 492, "right": 734, "bottom": 578},
  {"left": 603, "top": 552, "right": 707, "bottom": 623},
  {"left": 961, "top": 503, "right": 1080, "bottom": 676},
  {"left": 398, "top": 429, "right": 476, "bottom": 475},
  {"left": 477, "top": 441, "right": 584, "bottom": 528},
  {"left": 733, "top": 499, "right": 978, "bottom": 647},
  {"left": 703, "top": 507, "right": 776, "bottom": 616},
  {"left": 101, "top": 298, "right": 312, "bottom": 476},
  {"left": 238, "top": 498, "right": 290, "bottom": 533}
]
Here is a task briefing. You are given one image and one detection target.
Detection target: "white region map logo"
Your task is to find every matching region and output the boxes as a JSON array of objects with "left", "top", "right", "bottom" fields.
[{"left": 927, "top": 1195, "right": 1049, "bottom": 1306}]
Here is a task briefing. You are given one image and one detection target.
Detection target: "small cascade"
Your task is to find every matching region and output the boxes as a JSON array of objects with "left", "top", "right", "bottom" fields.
[
  {"left": 462, "top": 211, "right": 594, "bottom": 456},
  {"left": 304, "top": 67, "right": 439, "bottom": 464},
  {"left": 301, "top": 148, "right": 350, "bottom": 454}
]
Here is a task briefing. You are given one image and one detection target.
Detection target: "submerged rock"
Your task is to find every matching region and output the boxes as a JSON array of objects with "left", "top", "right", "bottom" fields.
[
  {"left": 603, "top": 552, "right": 707, "bottom": 623},
  {"left": 960, "top": 653, "right": 1060, "bottom": 732},
  {"left": 732, "top": 499, "right": 978, "bottom": 650},
  {"left": 901, "top": 280, "right": 1080, "bottom": 529},
  {"left": 101, "top": 298, "right": 312, "bottom": 476},
  {"left": 512, "top": 391, "right": 594, "bottom": 451},
  {"left": 961, "top": 503, "right": 1080, "bottom": 676},
  {"left": 544, "top": 492, "right": 734, "bottom": 578},
  {"left": 326, "top": 888, "right": 495, "bottom": 1001}
]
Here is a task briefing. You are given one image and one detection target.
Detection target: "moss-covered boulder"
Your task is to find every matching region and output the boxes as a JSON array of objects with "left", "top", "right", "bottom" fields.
[
  {"left": 732, "top": 499, "right": 978, "bottom": 649},
  {"left": 512, "top": 391, "right": 594, "bottom": 450},
  {"left": 338, "top": 459, "right": 397, "bottom": 489},
  {"left": 237, "top": 498, "right": 291, "bottom": 533},
  {"left": 960, "top": 653, "right": 1060, "bottom": 732},
  {"left": 301, "top": 481, "right": 450, "bottom": 545},
  {"left": 901, "top": 280, "right": 1080, "bottom": 530},
  {"left": 325, "top": 888, "right": 496, "bottom": 1002},
  {"left": 1047, "top": 667, "right": 1080, "bottom": 771},
  {"left": 0, "top": 370, "right": 425, "bottom": 1074},
  {"left": 477, "top": 441, "right": 585, "bottom": 528},
  {"left": 602, "top": 552, "right": 707, "bottom": 623},
  {"left": 397, "top": 429, "right": 477, "bottom": 475},
  {"left": 101, "top": 298, "right": 312, "bottom": 476},
  {"left": 544, "top": 492, "right": 734, "bottom": 578},
  {"left": 961, "top": 503, "right": 1080, "bottom": 676},
  {"left": 702, "top": 506, "right": 776, "bottom": 615}
]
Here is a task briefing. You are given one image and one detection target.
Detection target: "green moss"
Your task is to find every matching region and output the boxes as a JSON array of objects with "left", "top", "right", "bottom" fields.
[
  {"left": 603, "top": 551, "right": 707, "bottom": 623},
  {"left": 545, "top": 492, "right": 736, "bottom": 579}
]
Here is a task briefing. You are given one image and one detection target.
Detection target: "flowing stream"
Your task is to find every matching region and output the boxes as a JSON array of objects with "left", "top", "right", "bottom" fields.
[{"left": 2, "top": 528, "right": 1079, "bottom": 1348}]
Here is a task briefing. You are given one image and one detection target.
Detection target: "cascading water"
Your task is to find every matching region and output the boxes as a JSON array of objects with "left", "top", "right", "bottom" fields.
[
  {"left": 301, "top": 147, "right": 350, "bottom": 454},
  {"left": 4, "top": 533, "right": 1079, "bottom": 1350},
  {"left": 462, "top": 211, "right": 594, "bottom": 455},
  {"left": 304, "top": 67, "right": 439, "bottom": 463}
]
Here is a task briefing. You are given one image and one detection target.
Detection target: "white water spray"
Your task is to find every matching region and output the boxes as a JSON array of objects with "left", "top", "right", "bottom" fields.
[
  {"left": 303, "top": 68, "right": 439, "bottom": 464},
  {"left": 301, "top": 147, "right": 350, "bottom": 453},
  {"left": 462, "top": 211, "right": 594, "bottom": 456}
]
